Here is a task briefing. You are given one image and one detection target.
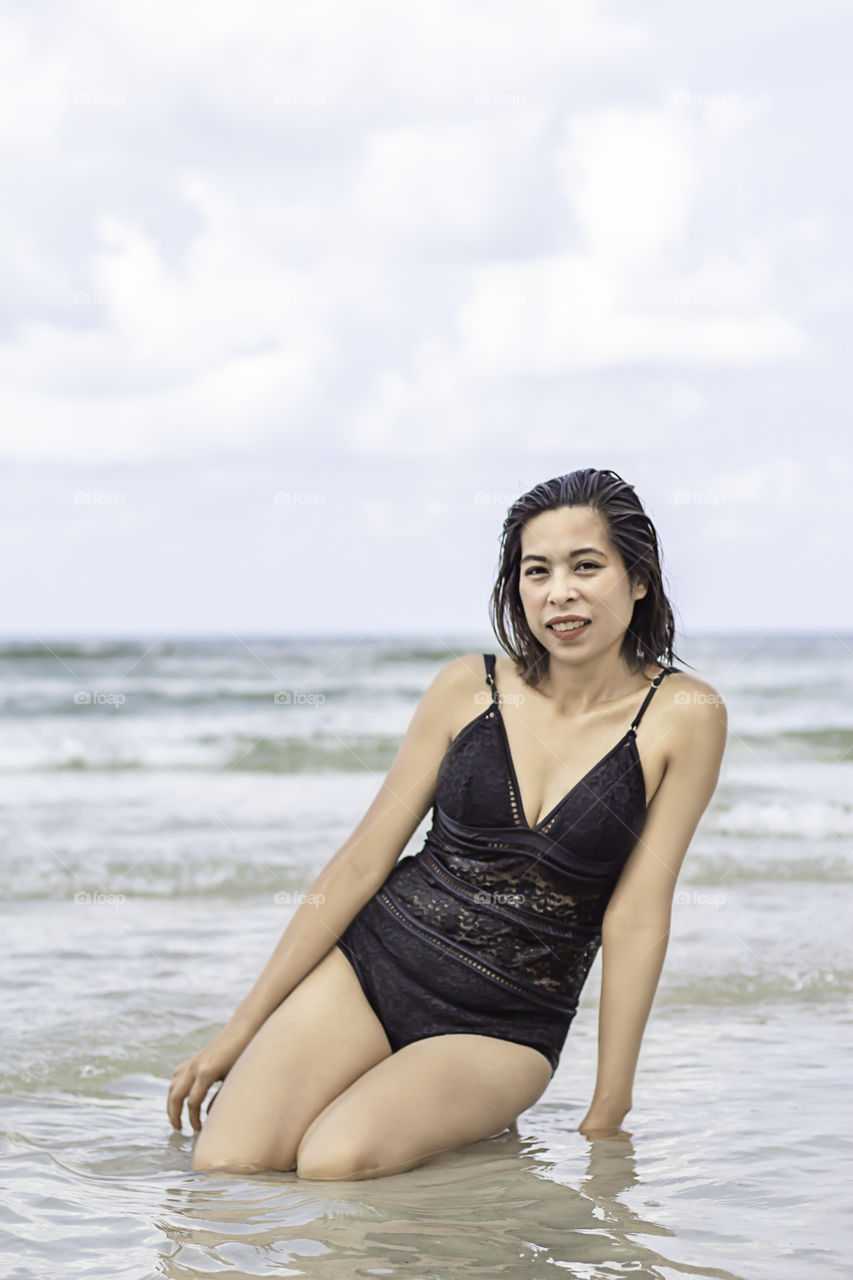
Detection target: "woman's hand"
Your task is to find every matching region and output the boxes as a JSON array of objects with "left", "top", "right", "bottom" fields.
[
  {"left": 578, "top": 1102, "right": 632, "bottom": 1140},
  {"left": 167, "top": 1021, "right": 255, "bottom": 1134}
]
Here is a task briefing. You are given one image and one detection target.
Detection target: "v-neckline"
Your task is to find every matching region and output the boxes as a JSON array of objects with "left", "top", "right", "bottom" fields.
[{"left": 492, "top": 699, "right": 641, "bottom": 831}]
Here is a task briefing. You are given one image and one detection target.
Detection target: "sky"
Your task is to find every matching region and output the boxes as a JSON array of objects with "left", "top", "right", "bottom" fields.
[{"left": 1, "top": 0, "right": 851, "bottom": 643}]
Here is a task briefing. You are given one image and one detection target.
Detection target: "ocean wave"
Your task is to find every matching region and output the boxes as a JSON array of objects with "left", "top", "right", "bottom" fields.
[
  {"left": 733, "top": 728, "right": 853, "bottom": 756},
  {"left": 2, "top": 863, "right": 324, "bottom": 901},
  {"left": 656, "top": 966, "right": 852, "bottom": 1008},
  {"left": 3, "top": 843, "right": 849, "bottom": 901},
  {"left": 0, "top": 732, "right": 398, "bottom": 774},
  {"left": 2, "top": 966, "right": 848, "bottom": 1100},
  {"left": 706, "top": 799, "right": 853, "bottom": 838},
  {"left": 684, "top": 855, "right": 852, "bottom": 883}
]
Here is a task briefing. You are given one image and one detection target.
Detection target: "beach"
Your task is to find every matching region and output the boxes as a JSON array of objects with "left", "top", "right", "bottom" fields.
[{"left": 1, "top": 632, "right": 850, "bottom": 1279}]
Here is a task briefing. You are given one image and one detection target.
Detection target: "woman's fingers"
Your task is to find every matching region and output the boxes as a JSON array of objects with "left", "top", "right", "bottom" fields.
[
  {"left": 167, "top": 1065, "right": 198, "bottom": 1130},
  {"left": 166, "top": 1059, "right": 190, "bottom": 1128},
  {"left": 167, "top": 1071, "right": 188, "bottom": 1129},
  {"left": 185, "top": 1074, "right": 212, "bottom": 1133},
  {"left": 166, "top": 1084, "right": 180, "bottom": 1129},
  {"left": 166, "top": 1041, "right": 237, "bottom": 1132}
]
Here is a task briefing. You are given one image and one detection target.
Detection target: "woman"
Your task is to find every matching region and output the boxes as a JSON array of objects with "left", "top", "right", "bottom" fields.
[{"left": 167, "top": 467, "right": 727, "bottom": 1181}]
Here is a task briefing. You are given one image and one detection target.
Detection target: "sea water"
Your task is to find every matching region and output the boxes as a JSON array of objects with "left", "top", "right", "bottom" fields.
[{"left": 1, "top": 632, "right": 850, "bottom": 1279}]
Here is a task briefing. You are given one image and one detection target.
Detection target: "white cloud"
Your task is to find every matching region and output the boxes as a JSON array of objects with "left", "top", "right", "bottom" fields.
[
  {"left": 714, "top": 457, "right": 815, "bottom": 507},
  {"left": 559, "top": 108, "right": 697, "bottom": 265},
  {"left": 453, "top": 103, "right": 811, "bottom": 375},
  {"left": 0, "top": 0, "right": 837, "bottom": 480},
  {"left": 350, "top": 112, "right": 549, "bottom": 250},
  {"left": 350, "top": 335, "right": 484, "bottom": 454}
]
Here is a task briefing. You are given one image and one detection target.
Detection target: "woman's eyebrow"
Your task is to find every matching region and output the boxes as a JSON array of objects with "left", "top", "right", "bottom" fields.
[{"left": 520, "top": 547, "right": 607, "bottom": 563}]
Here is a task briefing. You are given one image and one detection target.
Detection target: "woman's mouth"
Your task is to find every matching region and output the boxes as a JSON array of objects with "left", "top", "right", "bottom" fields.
[{"left": 547, "top": 619, "right": 591, "bottom": 633}]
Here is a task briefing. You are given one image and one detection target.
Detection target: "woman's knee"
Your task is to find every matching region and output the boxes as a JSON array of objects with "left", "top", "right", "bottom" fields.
[
  {"left": 294, "top": 1034, "right": 551, "bottom": 1180},
  {"left": 189, "top": 1100, "right": 298, "bottom": 1177},
  {"left": 295, "top": 1119, "right": 417, "bottom": 1181},
  {"left": 187, "top": 946, "right": 394, "bottom": 1175},
  {"left": 191, "top": 1149, "right": 295, "bottom": 1175}
]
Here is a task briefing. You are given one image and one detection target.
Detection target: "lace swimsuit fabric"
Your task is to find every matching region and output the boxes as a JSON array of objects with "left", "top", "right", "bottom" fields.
[{"left": 336, "top": 655, "right": 678, "bottom": 1076}]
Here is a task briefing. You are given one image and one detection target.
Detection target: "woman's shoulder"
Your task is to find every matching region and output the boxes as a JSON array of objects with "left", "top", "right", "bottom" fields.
[
  {"left": 652, "top": 666, "right": 728, "bottom": 732},
  {"left": 655, "top": 664, "right": 723, "bottom": 695},
  {"left": 427, "top": 653, "right": 493, "bottom": 712},
  {"left": 431, "top": 654, "right": 494, "bottom": 741},
  {"left": 439, "top": 652, "right": 490, "bottom": 685}
]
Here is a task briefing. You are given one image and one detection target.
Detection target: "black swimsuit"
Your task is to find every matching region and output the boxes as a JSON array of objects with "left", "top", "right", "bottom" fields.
[{"left": 335, "top": 654, "right": 677, "bottom": 1077}]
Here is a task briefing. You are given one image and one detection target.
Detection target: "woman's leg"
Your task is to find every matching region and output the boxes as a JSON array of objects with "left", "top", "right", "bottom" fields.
[
  {"left": 295, "top": 1032, "right": 553, "bottom": 1181},
  {"left": 191, "top": 945, "right": 392, "bottom": 1174}
]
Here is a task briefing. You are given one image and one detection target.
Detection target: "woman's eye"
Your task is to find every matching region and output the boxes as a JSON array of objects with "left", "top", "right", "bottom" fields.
[{"left": 524, "top": 563, "right": 599, "bottom": 577}]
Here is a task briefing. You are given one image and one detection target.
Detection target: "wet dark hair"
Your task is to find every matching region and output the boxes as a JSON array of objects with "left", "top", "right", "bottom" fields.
[{"left": 488, "top": 468, "right": 689, "bottom": 690}]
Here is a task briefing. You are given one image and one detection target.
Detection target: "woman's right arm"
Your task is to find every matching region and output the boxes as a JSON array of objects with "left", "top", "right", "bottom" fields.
[
  {"left": 167, "top": 655, "right": 477, "bottom": 1130},
  {"left": 227, "top": 654, "right": 476, "bottom": 1034}
]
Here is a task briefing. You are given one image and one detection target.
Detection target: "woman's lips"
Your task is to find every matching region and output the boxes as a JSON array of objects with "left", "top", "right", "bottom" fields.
[{"left": 547, "top": 620, "right": 591, "bottom": 639}]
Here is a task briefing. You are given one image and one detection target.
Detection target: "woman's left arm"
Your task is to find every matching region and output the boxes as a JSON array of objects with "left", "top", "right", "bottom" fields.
[{"left": 579, "top": 682, "right": 728, "bottom": 1138}]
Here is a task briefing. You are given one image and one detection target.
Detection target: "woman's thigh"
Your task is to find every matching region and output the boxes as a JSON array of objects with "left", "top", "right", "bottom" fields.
[
  {"left": 295, "top": 1032, "right": 553, "bottom": 1181},
  {"left": 191, "top": 944, "right": 393, "bottom": 1174}
]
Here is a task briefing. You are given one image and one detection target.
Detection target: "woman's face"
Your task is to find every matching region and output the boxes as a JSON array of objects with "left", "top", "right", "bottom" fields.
[{"left": 517, "top": 505, "right": 647, "bottom": 663}]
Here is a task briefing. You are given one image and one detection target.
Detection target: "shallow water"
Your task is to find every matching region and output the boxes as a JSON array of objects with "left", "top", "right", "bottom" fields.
[{"left": 2, "top": 632, "right": 851, "bottom": 1278}]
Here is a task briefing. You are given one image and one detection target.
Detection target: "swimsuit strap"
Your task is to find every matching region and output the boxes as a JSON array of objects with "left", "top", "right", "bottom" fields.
[
  {"left": 483, "top": 652, "right": 500, "bottom": 705},
  {"left": 629, "top": 666, "right": 677, "bottom": 733},
  {"left": 484, "top": 654, "right": 677, "bottom": 726}
]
